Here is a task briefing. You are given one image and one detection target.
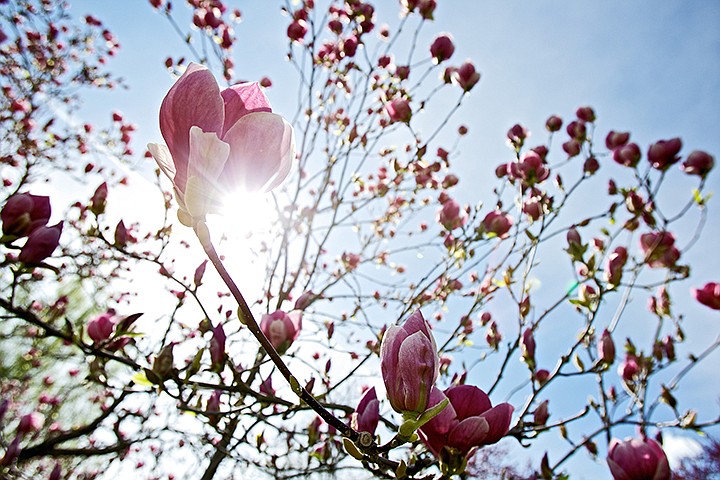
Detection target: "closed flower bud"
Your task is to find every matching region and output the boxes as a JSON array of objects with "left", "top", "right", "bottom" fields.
[
  {"left": 385, "top": 98, "right": 412, "bottom": 123},
  {"left": 87, "top": 312, "right": 118, "bottom": 343},
  {"left": 260, "top": 310, "right": 302, "bottom": 354},
  {"left": 521, "top": 328, "right": 536, "bottom": 367},
  {"left": 613, "top": 142, "right": 641, "bottom": 167},
  {"left": 607, "top": 437, "right": 670, "bottom": 480},
  {"left": 18, "top": 222, "right": 62, "bottom": 264},
  {"left": 380, "top": 310, "right": 439, "bottom": 414},
  {"left": 17, "top": 412, "right": 44, "bottom": 436},
  {"left": 647, "top": 138, "right": 682, "bottom": 170},
  {"left": 114, "top": 220, "right": 128, "bottom": 247},
  {"left": 576, "top": 106, "right": 595, "bottom": 123},
  {"left": 605, "top": 130, "right": 630, "bottom": 150},
  {"left": 681, "top": 150, "right": 714, "bottom": 178},
  {"left": 437, "top": 198, "right": 467, "bottom": 231},
  {"left": 533, "top": 400, "right": 549, "bottom": 426},
  {"left": 351, "top": 387, "right": 379, "bottom": 434},
  {"left": 597, "top": 329, "right": 615, "bottom": 365},
  {"left": 545, "top": 115, "right": 563, "bottom": 132},
  {"left": 209, "top": 322, "right": 226, "bottom": 371},
  {"left": 430, "top": 34, "right": 455, "bottom": 63},
  {"left": 90, "top": 182, "right": 108, "bottom": 216}
]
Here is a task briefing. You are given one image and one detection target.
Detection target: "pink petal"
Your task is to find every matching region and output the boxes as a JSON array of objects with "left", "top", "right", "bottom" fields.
[
  {"left": 148, "top": 143, "right": 176, "bottom": 181},
  {"left": 288, "top": 311, "right": 302, "bottom": 341},
  {"left": 447, "top": 417, "right": 490, "bottom": 452},
  {"left": 478, "top": 402, "right": 514, "bottom": 445},
  {"left": 187, "top": 127, "right": 231, "bottom": 185},
  {"left": 446, "top": 385, "right": 492, "bottom": 420},
  {"left": 220, "top": 112, "right": 294, "bottom": 193},
  {"left": 221, "top": 82, "right": 272, "bottom": 137},
  {"left": 420, "top": 387, "right": 457, "bottom": 436},
  {"left": 159, "top": 63, "right": 224, "bottom": 190},
  {"left": 395, "top": 331, "right": 437, "bottom": 411}
]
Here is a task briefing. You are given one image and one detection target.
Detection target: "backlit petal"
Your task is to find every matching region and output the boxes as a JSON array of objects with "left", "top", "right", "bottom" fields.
[{"left": 221, "top": 82, "right": 272, "bottom": 137}]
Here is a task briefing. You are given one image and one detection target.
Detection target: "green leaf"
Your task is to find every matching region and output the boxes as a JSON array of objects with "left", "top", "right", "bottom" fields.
[{"left": 131, "top": 370, "right": 154, "bottom": 387}]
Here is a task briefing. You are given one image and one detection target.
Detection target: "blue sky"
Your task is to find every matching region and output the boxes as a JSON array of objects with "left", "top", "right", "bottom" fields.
[{"left": 65, "top": 0, "right": 720, "bottom": 477}]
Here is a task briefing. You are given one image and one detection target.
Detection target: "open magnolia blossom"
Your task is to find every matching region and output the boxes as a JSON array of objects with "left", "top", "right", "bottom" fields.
[{"left": 148, "top": 63, "right": 294, "bottom": 225}]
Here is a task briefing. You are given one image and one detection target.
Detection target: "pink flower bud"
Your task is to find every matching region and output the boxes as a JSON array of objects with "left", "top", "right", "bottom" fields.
[
  {"left": 18, "top": 222, "right": 62, "bottom": 264},
  {"left": 49, "top": 463, "right": 62, "bottom": 480},
  {"left": 351, "top": 387, "right": 379, "bottom": 434},
  {"left": 562, "top": 139, "right": 581, "bottom": 157},
  {"left": 692, "top": 282, "right": 720, "bottom": 310},
  {"left": 605, "top": 131, "right": 630, "bottom": 150},
  {"left": 194, "top": 260, "right": 208, "bottom": 287},
  {"left": 612, "top": 142, "right": 641, "bottom": 167},
  {"left": 1, "top": 193, "right": 51, "bottom": 239},
  {"left": 567, "top": 227, "right": 582, "bottom": 247},
  {"left": 452, "top": 61, "right": 480, "bottom": 92},
  {"left": 260, "top": 310, "right": 302, "bottom": 354},
  {"left": 148, "top": 63, "right": 294, "bottom": 221},
  {"left": 521, "top": 328, "right": 536, "bottom": 366},
  {"left": 506, "top": 123, "right": 528, "bottom": 148},
  {"left": 17, "top": 412, "right": 44, "bottom": 436},
  {"left": 259, "top": 376, "right": 275, "bottom": 397},
  {"left": 534, "top": 369, "right": 550, "bottom": 385},
  {"left": 482, "top": 211, "right": 513, "bottom": 238},
  {"left": 681, "top": 150, "right": 714, "bottom": 178},
  {"left": 418, "top": 0, "right": 436, "bottom": 19},
  {"left": 583, "top": 156, "right": 600, "bottom": 174},
  {"left": 342, "top": 252, "right": 361, "bottom": 270},
  {"left": 385, "top": 98, "right": 412, "bottom": 123},
  {"left": 618, "top": 355, "right": 640, "bottom": 382},
  {"left": 597, "top": 329, "right": 615, "bottom": 365},
  {"left": 294, "top": 290, "right": 316, "bottom": 311},
  {"left": 545, "top": 115, "right": 563, "bottom": 132},
  {"left": 437, "top": 198, "right": 467, "bottom": 231},
  {"left": 87, "top": 312, "right": 117, "bottom": 343},
  {"left": 380, "top": 310, "right": 439, "bottom": 414},
  {"left": 607, "top": 437, "right": 670, "bottom": 480},
  {"left": 639, "top": 231, "right": 680, "bottom": 269},
  {"left": 647, "top": 138, "right": 682, "bottom": 170},
  {"left": 209, "top": 322, "right": 226, "bottom": 371},
  {"left": 430, "top": 34, "right": 455, "bottom": 63},
  {"left": 114, "top": 220, "right": 128, "bottom": 247},
  {"left": 287, "top": 20, "right": 308, "bottom": 42},
  {"left": 485, "top": 321, "right": 501, "bottom": 350},
  {"left": 90, "top": 182, "right": 108, "bottom": 216},
  {"left": 566, "top": 120, "right": 586, "bottom": 140},
  {"left": 418, "top": 385, "right": 513, "bottom": 464},
  {"left": 395, "top": 65, "right": 410, "bottom": 80},
  {"left": 575, "top": 106, "right": 596, "bottom": 123},
  {"left": 604, "top": 246, "right": 628, "bottom": 286},
  {"left": 533, "top": 400, "right": 549, "bottom": 426}
]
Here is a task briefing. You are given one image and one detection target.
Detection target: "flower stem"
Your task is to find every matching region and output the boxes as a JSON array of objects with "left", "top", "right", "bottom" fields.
[{"left": 193, "top": 220, "right": 358, "bottom": 442}]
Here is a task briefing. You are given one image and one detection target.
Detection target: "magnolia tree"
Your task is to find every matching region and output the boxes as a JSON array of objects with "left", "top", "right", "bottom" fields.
[{"left": 0, "top": 0, "right": 718, "bottom": 479}]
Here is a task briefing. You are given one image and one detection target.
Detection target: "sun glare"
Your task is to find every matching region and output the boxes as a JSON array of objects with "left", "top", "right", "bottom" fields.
[{"left": 216, "top": 190, "right": 278, "bottom": 239}]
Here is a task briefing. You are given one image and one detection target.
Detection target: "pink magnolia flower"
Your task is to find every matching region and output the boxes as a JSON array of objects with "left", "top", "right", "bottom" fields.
[
  {"left": 87, "top": 312, "right": 118, "bottom": 343},
  {"left": 606, "top": 130, "right": 630, "bottom": 150},
  {"left": 385, "top": 98, "right": 412, "bottom": 123},
  {"left": 17, "top": 412, "right": 45, "bottom": 436},
  {"left": 545, "top": 115, "right": 563, "bottom": 132},
  {"left": 260, "top": 310, "right": 302, "bottom": 354},
  {"left": 618, "top": 354, "right": 640, "bottom": 382},
  {"left": 692, "top": 282, "right": 720, "bottom": 310},
  {"left": 18, "top": 222, "right": 62, "bottom": 264},
  {"left": 452, "top": 61, "right": 480, "bottom": 92},
  {"left": 607, "top": 437, "right": 671, "bottom": 480},
  {"left": 639, "top": 232, "right": 680, "bottom": 269},
  {"left": 647, "top": 138, "right": 682, "bottom": 170},
  {"left": 148, "top": 63, "right": 294, "bottom": 224},
  {"left": 380, "top": 310, "right": 439, "bottom": 414},
  {"left": 351, "top": 387, "right": 379, "bottom": 434},
  {"left": 482, "top": 211, "right": 513, "bottom": 238},
  {"left": 613, "top": 142, "right": 642, "bottom": 167},
  {"left": 430, "top": 34, "right": 455, "bottom": 63},
  {"left": 508, "top": 150, "right": 550, "bottom": 186},
  {"left": 1, "top": 193, "right": 51, "bottom": 239},
  {"left": 576, "top": 106, "right": 596, "bottom": 123},
  {"left": 418, "top": 385, "right": 513, "bottom": 465},
  {"left": 437, "top": 198, "right": 467, "bottom": 231},
  {"left": 681, "top": 150, "right": 714, "bottom": 178}
]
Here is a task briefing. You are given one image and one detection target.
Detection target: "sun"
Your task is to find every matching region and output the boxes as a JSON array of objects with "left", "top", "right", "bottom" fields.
[{"left": 214, "top": 190, "right": 278, "bottom": 240}]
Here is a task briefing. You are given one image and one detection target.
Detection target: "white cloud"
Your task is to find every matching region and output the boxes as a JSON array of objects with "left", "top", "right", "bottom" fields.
[{"left": 663, "top": 433, "right": 703, "bottom": 469}]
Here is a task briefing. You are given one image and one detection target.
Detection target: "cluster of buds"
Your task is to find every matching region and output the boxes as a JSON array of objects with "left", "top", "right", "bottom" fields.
[{"left": 1, "top": 193, "right": 62, "bottom": 265}]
